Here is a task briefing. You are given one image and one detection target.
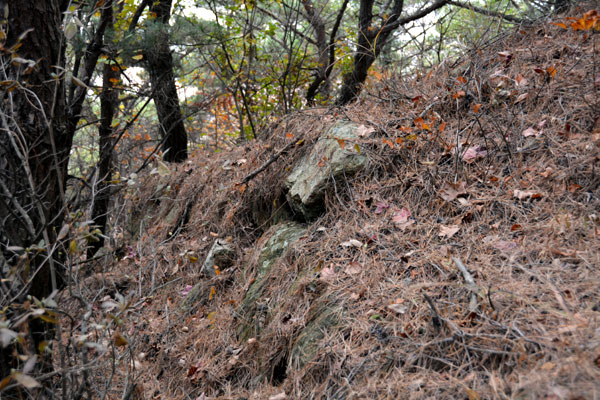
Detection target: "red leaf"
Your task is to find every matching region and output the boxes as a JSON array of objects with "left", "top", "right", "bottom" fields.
[{"left": 374, "top": 201, "right": 389, "bottom": 214}]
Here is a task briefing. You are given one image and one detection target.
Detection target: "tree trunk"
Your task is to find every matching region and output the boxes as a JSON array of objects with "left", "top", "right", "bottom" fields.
[
  {"left": 145, "top": 0, "right": 188, "bottom": 163},
  {"left": 88, "top": 8, "right": 118, "bottom": 258},
  {"left": 302, "top": 0, "right": 330, "bottom": 105},
  {"left": 337, "top": 0, "right": 448, "bottom": 105},
  {"left": 0, "top": 0, "right": 68, "bottom": 382}
]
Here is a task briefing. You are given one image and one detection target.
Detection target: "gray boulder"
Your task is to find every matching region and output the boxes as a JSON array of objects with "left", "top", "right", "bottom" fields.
[{"left": 286, "top": 121, "right": 367, "bottom": 219}]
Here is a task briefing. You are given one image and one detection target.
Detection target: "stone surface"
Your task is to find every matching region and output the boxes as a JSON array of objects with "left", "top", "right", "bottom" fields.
[
  {"left": 201, "top": 239, "right": 235, "bottom": 276},
  {"left": 286, "top": 121, "right": 367, "bottom": 220},
  {"left": 289, "top": 303, "right": 341, "bottom": 370},
  {"left": 238, "top": 221, "right": 306, "bottom": 341}
]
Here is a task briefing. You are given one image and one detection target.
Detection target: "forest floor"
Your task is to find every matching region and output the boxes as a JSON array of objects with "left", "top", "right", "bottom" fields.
[{"left": 70, "top": 5, "right": 599, "bottom": 400}]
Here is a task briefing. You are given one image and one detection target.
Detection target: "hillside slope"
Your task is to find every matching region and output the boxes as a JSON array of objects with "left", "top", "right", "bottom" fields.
[{"left": 82, "top": 6, "right": 599, "bottom": 400}]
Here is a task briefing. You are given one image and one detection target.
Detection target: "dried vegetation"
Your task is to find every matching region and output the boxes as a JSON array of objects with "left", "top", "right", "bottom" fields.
[{"left": 76, "top": 6, "right": 600, "bottom": 399}]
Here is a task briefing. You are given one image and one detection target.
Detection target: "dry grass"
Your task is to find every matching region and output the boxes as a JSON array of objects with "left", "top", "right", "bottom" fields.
[{"left": 74, "top": 5, "right": 600, "bottom": 400}]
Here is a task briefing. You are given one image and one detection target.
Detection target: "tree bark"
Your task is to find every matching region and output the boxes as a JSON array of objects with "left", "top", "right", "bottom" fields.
[
  {"left": 302, "top": 0, "right": 330, "bottom": 104},
  {"left": 88, "top": 6, "right": 118, "bottom": 258},
  {"left": 144, "top": 0, "right": 188, "bottom": 163},
  {"left": 0, "top": 0, "right": 67, "bottom": 382},
  {"left": 337, "top": 0, "right": 448, "bottom": 105}
]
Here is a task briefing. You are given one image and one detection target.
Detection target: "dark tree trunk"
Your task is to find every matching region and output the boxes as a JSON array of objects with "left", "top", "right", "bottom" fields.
[
  {"left": 145, "top": 0, "right": 188, "bottom": 163},
  {"left": 302, "top": 0, "right": 330, "bottom": 105},
  {"left": 337, "top": 0, "right": 400, "bottom": 105},
  {"left": 0, "top": 0, "right": 67, "bottom": 382},
  {"left": 88, "top": 8, "right": 118, "bottom": 258},
  {"left": 337, "top": 0, "right": 448, "bottom": 105}
]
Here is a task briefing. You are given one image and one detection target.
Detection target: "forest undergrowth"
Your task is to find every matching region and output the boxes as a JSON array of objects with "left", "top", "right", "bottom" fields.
[{"left": 64, "top": 6, "right": 600, "bottom": 399}]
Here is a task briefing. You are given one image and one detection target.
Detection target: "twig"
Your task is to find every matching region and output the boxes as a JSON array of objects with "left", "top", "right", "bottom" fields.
[
  {"left": 240, "top": 138, "right": 304, "bottom": 184},
  {"left": 452, "top": 257, "right": 478, "bottom": 313},
  {"left": 423, "top": 293, "right": 443, "bottom": 331}
]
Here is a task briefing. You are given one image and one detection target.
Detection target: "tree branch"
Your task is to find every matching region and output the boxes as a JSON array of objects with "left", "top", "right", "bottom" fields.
[{"left": 447, "top": 0, "right": 523, "bottom": 23}]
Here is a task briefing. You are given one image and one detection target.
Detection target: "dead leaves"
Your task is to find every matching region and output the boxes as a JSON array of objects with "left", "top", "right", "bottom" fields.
[
  {"left": 392, "top": 207, "right": 414, "bottom": 231},
  {"left": 513, "top": 189, "right": 543, "bottom": 200},
  {"left": 439, "top": 181, "right": 468, "bottom": 202},
  {"left": 439, "top": 224, "right": 460, "bottom": 238}
]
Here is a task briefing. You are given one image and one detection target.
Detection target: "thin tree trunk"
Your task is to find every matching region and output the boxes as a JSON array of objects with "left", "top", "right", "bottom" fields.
[{"left": 88, "top": 8, "right": 118, "bottom": 258}]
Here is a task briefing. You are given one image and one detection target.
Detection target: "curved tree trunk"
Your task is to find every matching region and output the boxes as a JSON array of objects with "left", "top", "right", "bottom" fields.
[{"left": 145, "top": 0, "right": 188, "bottom": 163}]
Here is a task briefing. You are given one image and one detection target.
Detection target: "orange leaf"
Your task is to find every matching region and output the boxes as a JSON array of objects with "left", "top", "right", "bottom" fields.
[
  {"left": 439, "top": 121, "right": 446, "bottom": 133},
  {"left": 453, "top": 90, "right": 466, "bottom": 99},
  {"left": 209, "top": 286, "right": 216, "bottom": 300},
  {"left": 472, "top": 104, "right": 482, "bottom": 113},
  {"left": 546, "top": 66, "right": 557, "bottom": 78},
  {"left": 551, "top": 22, "right": 568, "bottom": 29},
  {"left": 382, "top": 139, "right": 394, "bottom": 149},
  {"left": 335, "top": 138, "right": 345, "bottom": 149},
  {"left": 456, "top": 76, "right": 467, "bottom": 84},
  {"left": 286, "top": 132, "right": 294, "bottom": 139}
]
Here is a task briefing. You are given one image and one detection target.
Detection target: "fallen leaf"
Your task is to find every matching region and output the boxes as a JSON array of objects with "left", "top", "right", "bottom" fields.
[
  {"left": 540, "top": 167, "right": 553, "bottom": 178},
  {"left": 182, "top": 285, "right": 193, "bottom": 297},
  {"left": 387, "top": 303, "right": 408, "bottom": 314},
  {"left": 493, "top": 240, "right": 517, "bottom": 251},
  {"left": 515, "top": 74, "right": 529, "bottom": 87},
  {"left": 356, "top": 125, "right": 375, "bottom": 137},
  {"left": 113, "top": 332, "right": 128, "bottom": 347},
  {"left": 439, "top": 121, "right": 446, "bottom": 132},
  {"left": 465, "top": 387, "right": 481, "bottom": 400},
  {"left": 346, "top": 261, "right": 362, "bottom": 275},
  {"left": 522, "top": 127, "right": 539, "bottom": 137},
  {"left": 462, "top": 146, "right": 487, "bottom": 163},
  {"left": 439, "top": 224, "right": 460, "bottom": 238},
  {"left": 320, "top": 266, "right": 336, "bottom": 281},
  {"left": 515, "top": 93, "right": 528, "bottom": 103},
  {"left": 392, "top": 207, "right": 414, "bottom": 231},
  {"left": 513, "top": 189, "right": 542, "bottom": 200},
  {"left": 439, "top": 181, "right": 467, "bottom": 202},
  {"left": 453, "top": 90, "right": 466, "bottom": 99},
  {"left": 341, "top": 239, "right": 362, "bottom": 248},
  {"left": 374, "top": 201, "right": 389, "bottom": 214},
  {"left": 335, "top": 137, "right": 345, "bottom": 149},
  {"left": 269, "top": 393, "right": 287, "bottom": 400},
  {"left": 12, "top": 372, "right": 40, "bottom": 389},
  {"left": 209, "top": 286, "right": 216, "bottom": 300},
  {"left": 472, "top": 103, "right": 482, "bottom": 113},
  {"left": 541, "top": 362, "right": 555, "bottom": 370}
]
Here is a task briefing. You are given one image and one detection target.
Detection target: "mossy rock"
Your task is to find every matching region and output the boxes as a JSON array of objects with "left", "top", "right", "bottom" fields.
[
  {"left": 238, "top": 221, "right": 306, "bottom": 341},
  {"left": 289, "top": 302, "right": 342, "bottom": 370},
  {"left": 286, "top": 121, "right": 367, "bottom": 220}
]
